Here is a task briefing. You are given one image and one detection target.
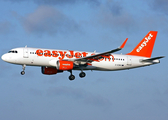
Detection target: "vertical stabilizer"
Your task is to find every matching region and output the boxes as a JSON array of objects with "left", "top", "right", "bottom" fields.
[{"left": 127, "top": 31, "right": 157, "bottom": 58}]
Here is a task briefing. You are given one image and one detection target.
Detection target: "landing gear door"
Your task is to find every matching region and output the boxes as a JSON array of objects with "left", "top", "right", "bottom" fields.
[
  {"left": 23, "top": 47, "right": 29, "bottom": 58},
  {"left": 127, "top": 56, "right": 132, "bottom": 66}
]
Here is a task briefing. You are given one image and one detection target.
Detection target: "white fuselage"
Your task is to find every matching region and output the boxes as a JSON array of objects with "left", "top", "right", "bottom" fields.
[
  {"left": 1, "top": 31, "right": 162, "bottom": 80},
  {"left": 1, "top": 47, "right": 159, "bottom": 71}
]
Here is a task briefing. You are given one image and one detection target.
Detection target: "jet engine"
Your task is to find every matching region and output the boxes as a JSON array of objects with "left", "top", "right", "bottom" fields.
[
  {"left": 57, "top": 60, "right": 74, "bottom": 71},
  {"left": 41, "top": 66, "right": 63, "bottom": 75}
]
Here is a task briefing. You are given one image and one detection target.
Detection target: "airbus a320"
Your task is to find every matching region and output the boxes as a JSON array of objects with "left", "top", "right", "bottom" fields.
[{"left": 1, "top": 31, "right": 164, "bottom": 80}]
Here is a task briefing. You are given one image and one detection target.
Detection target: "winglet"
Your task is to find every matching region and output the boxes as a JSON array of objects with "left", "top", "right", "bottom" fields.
[{"left": 120, "top": 38, "right": 128, "bottom": 49}]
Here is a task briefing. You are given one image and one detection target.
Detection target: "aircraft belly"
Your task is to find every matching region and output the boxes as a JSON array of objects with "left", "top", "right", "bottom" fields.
[
  {"left": 91, "top": 61, "right": 127, "bottom": 71},
  {"left": 33, "top": 57, "right": 52, "bottom": 66},
  {"left": 18, "top": 56, "right": 52, "bottom": 66}
]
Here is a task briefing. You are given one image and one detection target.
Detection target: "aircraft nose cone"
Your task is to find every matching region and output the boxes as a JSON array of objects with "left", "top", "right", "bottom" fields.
[{"left": 1, "top": 54, "right": 7, "bottom": 61}]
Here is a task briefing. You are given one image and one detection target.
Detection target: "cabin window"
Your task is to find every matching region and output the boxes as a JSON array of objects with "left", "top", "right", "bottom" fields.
[
  {"left": 30, "top": 52, "right": 35, "bottom": 54},
  {"left": 8, "top": 50, "right": 18, "bottom": 53}
]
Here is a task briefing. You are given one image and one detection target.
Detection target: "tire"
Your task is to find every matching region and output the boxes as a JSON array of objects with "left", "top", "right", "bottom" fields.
[
  {"left": 79, "top": 72, "right": 86, "bottom": 78},
  {"left": 69, "top": 75, "right": 75, "bottom": 80},
  {"left": 21, "top": 71, "right": 25, "bottom": 75}
]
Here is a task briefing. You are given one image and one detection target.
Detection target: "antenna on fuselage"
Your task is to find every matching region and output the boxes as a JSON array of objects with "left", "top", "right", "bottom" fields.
[{"left": 25, "top": 45, "right": 27, "bottom": 48}]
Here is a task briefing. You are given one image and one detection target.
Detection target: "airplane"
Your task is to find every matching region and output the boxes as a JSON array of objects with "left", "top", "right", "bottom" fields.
[{"left": 1, "top": 31, "right": 164, "bottom": 80}]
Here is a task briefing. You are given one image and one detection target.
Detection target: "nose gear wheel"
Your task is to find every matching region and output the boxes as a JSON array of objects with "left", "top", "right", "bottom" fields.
[{"left": 21, "top": 64, "right": 26, "bottom": 75}]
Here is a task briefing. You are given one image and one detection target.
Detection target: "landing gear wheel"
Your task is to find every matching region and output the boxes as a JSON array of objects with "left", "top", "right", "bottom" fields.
[
  {"left": 21, "top": 64, "right": 26, "bottom": 75},
  {"left": 79, "top": 72, "right": 86, "bottom": 78},
  {"left": 21, "top": 71, "right": 25, "bottom": 75},
  {"left": 69, "top": 75, "right": 75, "bottom": 80}
]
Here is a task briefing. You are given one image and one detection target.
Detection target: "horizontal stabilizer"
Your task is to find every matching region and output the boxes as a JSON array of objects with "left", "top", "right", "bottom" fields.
[{"left": 140, "top": 56, "right": 165, "bottom": 62}]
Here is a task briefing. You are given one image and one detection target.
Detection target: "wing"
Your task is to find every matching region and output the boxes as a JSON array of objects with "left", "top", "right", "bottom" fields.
[{"left": 67, "top": 38, "right": 128, "bottom": 63}]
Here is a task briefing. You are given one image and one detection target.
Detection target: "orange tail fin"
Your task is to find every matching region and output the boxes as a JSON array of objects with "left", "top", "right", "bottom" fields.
[{"left": 127, "top": 31, "right": 158, "bottom": 58}]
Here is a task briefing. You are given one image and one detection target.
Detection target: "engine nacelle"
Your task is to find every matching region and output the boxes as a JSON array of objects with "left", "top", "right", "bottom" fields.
[
  {"left": 41, "top": 66, "right": 63, "bottom": 75},
  {"left": 57, "top": 60, "right": 74, "bottom": 71}
]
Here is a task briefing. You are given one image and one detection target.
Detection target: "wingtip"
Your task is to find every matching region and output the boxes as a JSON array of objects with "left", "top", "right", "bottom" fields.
[{"left": 120, "top": 38, "right": 128, "bottom": 49}]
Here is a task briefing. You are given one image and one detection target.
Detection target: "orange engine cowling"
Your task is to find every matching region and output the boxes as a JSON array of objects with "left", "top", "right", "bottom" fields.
[
  {"left": 41, "top": 66, "right": 63, "bottom": 75},
  {"left": 57, "top": 60, "right": 74, "bottom": 71}
]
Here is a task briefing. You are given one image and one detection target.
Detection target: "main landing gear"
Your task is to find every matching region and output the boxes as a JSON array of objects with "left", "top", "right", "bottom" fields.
[
  {"left": 68, "top": 70, "right": 86, "bottom": 81},
  {"left": 68, "top": 70, "right": 75, "bottom": 80},
  {"left": 21, "top": 64, "right": 26, "bottom": 75},
  {"left": 79, "top": 71, "right": 86, "bottom": 78}
]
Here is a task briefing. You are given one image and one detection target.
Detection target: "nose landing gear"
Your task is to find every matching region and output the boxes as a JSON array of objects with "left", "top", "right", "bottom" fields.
[{"left": 21, "top": 64, "right": 26, "bottom": 75}]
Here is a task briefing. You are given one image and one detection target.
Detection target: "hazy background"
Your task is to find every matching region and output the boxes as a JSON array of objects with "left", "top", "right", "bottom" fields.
[{"left": 0, "top": 0, "right": 168, "bottom": 120}]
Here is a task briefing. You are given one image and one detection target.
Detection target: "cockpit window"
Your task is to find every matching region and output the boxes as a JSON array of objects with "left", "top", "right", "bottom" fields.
[
  {"left": 8, "top": 50, "right": 18, "bottom": 53},
  {"left": 8, "top": 51, "right": 12, "bottom": 53}
]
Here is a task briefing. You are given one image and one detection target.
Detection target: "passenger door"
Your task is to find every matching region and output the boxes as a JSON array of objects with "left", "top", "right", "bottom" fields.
[
  {"left": 23, "top": 47, "right": 29, "bottom": 58},
  {"left": 127, "top": 56, "right": 132, "bottom": 66}
]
